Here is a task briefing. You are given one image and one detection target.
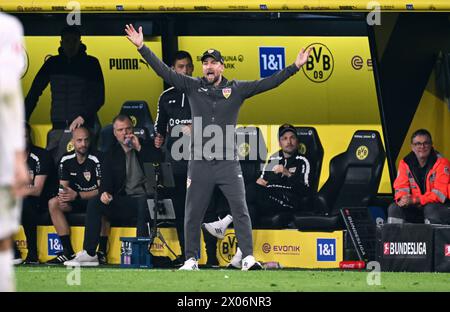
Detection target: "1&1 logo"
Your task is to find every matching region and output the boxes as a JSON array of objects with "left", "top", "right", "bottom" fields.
[
  {"left": 218, "top": 232, "right": 238, "bottom": 263},
  {"left": 48, "top": 233, "right": 63, "bottom": 256},
  {"left": 302, "top": 43, "right": 334, "bottom": 83},
  {"left": 317, "top": 238, "right": 336, "bottom": 261}
]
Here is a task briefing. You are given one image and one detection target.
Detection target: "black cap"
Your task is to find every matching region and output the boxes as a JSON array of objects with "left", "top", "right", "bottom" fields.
[
  {"left": 201, "top": 49, "right": 224, "bottom": 63},
  {"left": 278, "top": 124, "right": 298, "bottom": 138}
]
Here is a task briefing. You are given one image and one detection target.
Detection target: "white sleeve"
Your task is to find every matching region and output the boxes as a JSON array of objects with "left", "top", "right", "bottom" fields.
[{"left": 0, "top": 13, "right": 26, "bottom": 185}]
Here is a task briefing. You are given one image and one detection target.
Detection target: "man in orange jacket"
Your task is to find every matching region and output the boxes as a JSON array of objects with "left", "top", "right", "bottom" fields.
[{"left": 388, "top": 129, "right": 450, "bottom": 224}]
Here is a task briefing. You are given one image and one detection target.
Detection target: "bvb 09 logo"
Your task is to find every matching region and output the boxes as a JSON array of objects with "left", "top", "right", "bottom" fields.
[
  {"left": 298, "top": 143, "right": 307, "bottom": 155},
  {"left": 356, "top": 145, "right": 369, "bottom": 160},
  {"left": 302, "top": 43, "right": 334, "bottom": 83},
  {"left": 66, "top": 141, "right": 74, "bottom": 152},
  {"left": 218, "top": 232, "right": 238, "bottom": 263},
  {"left": 130, "top": 115, "right": 138, "bottom": 127}
]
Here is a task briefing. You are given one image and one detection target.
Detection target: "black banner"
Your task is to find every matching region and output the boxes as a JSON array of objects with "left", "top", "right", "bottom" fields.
[
  {"left": 340, "top": 207, "right": 377, "bottom": 261},
  {"left": 433, "top": 225, "right": 450, "bottom": 272},
  {"left": 377, "top": 224, "right": 433, "bottom": 272}
]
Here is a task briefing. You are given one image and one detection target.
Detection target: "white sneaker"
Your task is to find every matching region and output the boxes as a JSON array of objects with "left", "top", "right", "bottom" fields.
[
  {"left": 227, "top": 247, "right": 242, "bottom": 269},
  {"left": 241, "top": 255, "right": 263, "bottom": 271},
  {"left": 178, "top": 257, "right": 199, "bottom": 271},
  {"left": 202, "top": 215, "right": 233, "bottom": 240},
  {"left": 12, "top": 257, "right": 23, "bottom": 265},
  {"left": 64, "top": 250, "right": 99, "bottom": 267}
]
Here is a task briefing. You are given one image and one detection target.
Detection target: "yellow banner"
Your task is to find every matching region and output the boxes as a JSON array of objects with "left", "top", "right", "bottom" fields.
[
  {"left": 2, "top": 1, "right": 450, "bottom": 12},
  {"left": 15, "top": 226, "right": 342, "bottom": 268},
  {"left": 180, "top": 36, "right": 380, "bottom": 125},
  {"left": 23, "top": 34, "right": 392, "bottom": 192},
  {"left": 217, "top": 229, "right": 343, "bottom": 268}
]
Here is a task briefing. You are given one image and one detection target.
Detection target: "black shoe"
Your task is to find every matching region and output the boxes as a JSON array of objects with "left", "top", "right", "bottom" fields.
[
  {"left": 46, "top": 252, "right": 74, "bottom": 265},
  {"left": 13, "top": 244, "right": 23, "bottom": 265},
  {"left": 23, "top": 255, "right": 39, "bottom": 265},
  {"left": 97, "top": 251, "right": 107, "bottom": 265},
  {"left": 248, "top": 262, "right": 264, "bottom": 270},
  {"left": 204, "top": 256, "right": 219, "bottom": 269}
]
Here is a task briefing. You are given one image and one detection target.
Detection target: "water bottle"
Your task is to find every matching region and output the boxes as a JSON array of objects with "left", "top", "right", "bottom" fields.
[{"left": 124, "top": 137, "right": 133, "bottom": 148}]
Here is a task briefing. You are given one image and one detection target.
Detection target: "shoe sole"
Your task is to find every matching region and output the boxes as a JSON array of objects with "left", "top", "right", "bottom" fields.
[
  {"left": 64, "top": 261, "right": 99, "bottom": 267},
  {"left": 242, "top": 263, "right": 263, "bottom": 271},
  {"left": 226, "top": 264, "right": 241, "bottom": 270}
]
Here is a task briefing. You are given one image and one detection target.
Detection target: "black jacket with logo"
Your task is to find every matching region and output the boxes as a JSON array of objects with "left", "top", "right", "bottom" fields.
[
  {"left": 25, "top": 44, "right": 104, "bottom": 128},
  {"left": 59, "top": 151, "right": 102, "bottom": 193},
  {"left": 261, "top": 150, "right": 311, "bottom": 197},
  {"left": 139, "top": 45, "right": 299, "bottom": 160},
  {"left": 100, "top": 139, "right": 162, "bottom": 196},
  {"left": 154, "top": 87, "right": 191, "bottom": 174}
]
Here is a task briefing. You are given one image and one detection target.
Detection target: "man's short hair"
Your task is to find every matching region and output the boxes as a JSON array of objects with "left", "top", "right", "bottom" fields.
[
  {"left": 61, "top": 25, "right": 81, "bottom": 39},
  {"left": 172, "top": 50, "right": 193, "bottom": 66},
  {"left": 411, "top": 129, "right": 432, "bottom": 144},
  {"left": 112, "top": 114, "right": 133, "bottom": 126}
]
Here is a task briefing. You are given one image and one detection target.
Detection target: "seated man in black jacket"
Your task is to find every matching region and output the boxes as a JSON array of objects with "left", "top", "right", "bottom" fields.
[
  {"left": 64, "top": 114, "right": 161, "bottom": 266},
  {"left": 13, "top": 123, "right": 54, "bottom": 265},
  {"left": 256, "top": 124, "right": 312, "bottom": 217}
]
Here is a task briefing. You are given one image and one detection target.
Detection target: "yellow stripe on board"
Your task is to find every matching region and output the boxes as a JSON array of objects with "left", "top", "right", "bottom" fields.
[{"left": 2, "top": 0, "right": 450, "bottom": 12}]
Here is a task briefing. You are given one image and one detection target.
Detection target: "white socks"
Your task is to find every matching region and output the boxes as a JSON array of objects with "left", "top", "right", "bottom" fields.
[{"left": 0, "top": 249, "right": 15, "bottom": 292}]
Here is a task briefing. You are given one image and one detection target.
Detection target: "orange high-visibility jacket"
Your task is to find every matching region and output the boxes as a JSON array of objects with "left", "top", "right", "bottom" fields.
[{"left": 394, "top": 152, "right": 450, "bottom": 205}]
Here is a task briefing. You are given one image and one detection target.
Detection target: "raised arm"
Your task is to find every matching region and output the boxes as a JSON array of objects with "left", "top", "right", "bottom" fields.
[
  {"left": 237, "top": 48, "right": 311, "bottom": 99},
  {"left": 125, "top": 24, "right": 197, "bottom": 92}
]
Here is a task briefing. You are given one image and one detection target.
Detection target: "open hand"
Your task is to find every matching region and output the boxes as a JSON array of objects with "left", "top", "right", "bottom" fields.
[
  {"left": 154, "top": 133, "right": 164, "bottom": 149},
  {"left": 295, "top": 47, "right": 312, "bottom": 69},
  {"left": 69, "top": 116, "right": 84, "bottom": 131},
  {"left": 125, "top": 24, "right": 144, "bottom": 49}
]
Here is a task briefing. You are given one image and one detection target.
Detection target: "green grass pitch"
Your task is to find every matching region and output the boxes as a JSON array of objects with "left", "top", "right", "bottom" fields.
[{"left": 15, "top": 266, "right": 450, "bottom": 292}]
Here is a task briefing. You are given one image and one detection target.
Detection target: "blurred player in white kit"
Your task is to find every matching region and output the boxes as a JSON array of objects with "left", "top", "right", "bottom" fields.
[{"left": 0, "top": 12, "right": 30, "bottom": 292}]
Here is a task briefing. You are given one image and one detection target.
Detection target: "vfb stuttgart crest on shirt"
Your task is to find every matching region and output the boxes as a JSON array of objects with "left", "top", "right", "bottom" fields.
[
  {"left": 83, "top": 171, "right": 91, "bottom": 182},
  {"left": 222, "top": 87, "right": 232, "bottom": 99}
]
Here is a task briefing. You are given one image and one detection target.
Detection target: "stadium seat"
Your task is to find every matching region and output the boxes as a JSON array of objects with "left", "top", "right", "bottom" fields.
[
  {"left": 258, "top": 126, "right": 324, "bottom": 228},
  {"left": 46, "top": 116, "right": 102, "bottom": 163},
  {"left": 294, "top": 130, "right": 386, "bottom": 231},
  {"left": 38, "top": 211, "right": 86, "bottom": 226},
  {"left": 295, "top": 126, "right": 324, "bottom": 196},
  {"left": 98, "top": 124, "right": 115, "bottom": 153},
  {"left": 235, "top": 126, "right": 267, "bottom": 184},
  {"left": 46, "top": 129, "right": 74, "bottom": 164}
]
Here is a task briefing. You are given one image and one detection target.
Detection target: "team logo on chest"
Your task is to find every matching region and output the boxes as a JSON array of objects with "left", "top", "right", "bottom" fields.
[
  {"left": 222, "top": 87, "right": 232, "bottom": 99},
  {"left": 83, "top": 171, "right": 91, "bottom": 182}
]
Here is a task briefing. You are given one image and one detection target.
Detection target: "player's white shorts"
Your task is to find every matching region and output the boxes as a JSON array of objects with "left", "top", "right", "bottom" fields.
[{"left": 0, "top": 187, "right": 22, "bottom": 240}]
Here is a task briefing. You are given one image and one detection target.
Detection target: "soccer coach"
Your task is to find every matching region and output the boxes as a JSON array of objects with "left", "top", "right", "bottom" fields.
[{"left": 125, "top": 24, "right": 311, "bottom": 270}]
